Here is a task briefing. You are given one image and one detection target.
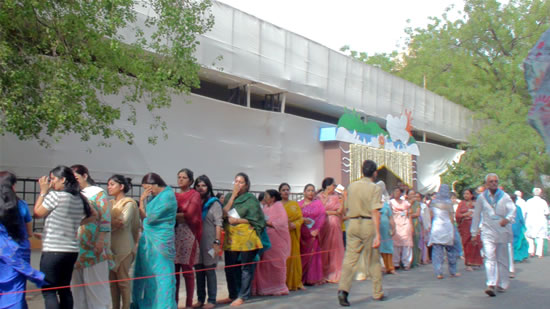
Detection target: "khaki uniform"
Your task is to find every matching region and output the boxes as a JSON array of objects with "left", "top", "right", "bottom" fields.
[{"left": 338, "top": 177, "right": 383, "bottom": 298}]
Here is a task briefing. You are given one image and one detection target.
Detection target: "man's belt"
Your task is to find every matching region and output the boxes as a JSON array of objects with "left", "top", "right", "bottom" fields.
[{"left": 349, "top": 216, "right": 372, "bottom": 220}]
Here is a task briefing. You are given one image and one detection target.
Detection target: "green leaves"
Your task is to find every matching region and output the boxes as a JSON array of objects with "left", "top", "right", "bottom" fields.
[
  {"left": 0, "top": 0, "right": 213, "bottom": 146},
  {"left": 342, "top": 0, "right": 550, "bottom": 192}
]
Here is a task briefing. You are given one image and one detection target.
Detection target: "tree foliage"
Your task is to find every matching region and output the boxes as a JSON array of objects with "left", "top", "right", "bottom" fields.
[
  {"left": 343, "top": 0, "right": 550, "bottom": 194},
  {"left": 0, "top": 0, "right": 213, "bottom": 146}
]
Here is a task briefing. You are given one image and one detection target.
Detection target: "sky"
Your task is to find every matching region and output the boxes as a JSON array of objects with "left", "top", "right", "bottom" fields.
[{"left": 217, "top": 0, "right": 465, "bottom": 55}]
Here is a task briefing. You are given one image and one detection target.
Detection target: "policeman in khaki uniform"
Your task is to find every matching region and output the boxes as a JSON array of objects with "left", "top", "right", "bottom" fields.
[{"left": 337, "top": 160, "right": 384, "bottom": 306}]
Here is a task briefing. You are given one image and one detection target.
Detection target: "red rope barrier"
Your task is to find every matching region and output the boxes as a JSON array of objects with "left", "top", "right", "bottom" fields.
[{"left": 0, "top": 248, "right": 338, "bottom": 296}]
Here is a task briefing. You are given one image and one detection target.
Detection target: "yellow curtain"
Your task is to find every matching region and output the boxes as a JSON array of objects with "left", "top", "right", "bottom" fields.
[{"left": 349, "top": 144, "right": 413, "bottom": 186}]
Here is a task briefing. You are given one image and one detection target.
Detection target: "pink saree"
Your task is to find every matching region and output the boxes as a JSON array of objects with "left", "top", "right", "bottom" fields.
[
  {"left": 253, "top": 201, "right": 291, "bottom": 296},
  {"left": 317, "top": 193, "right": 344, "bottom": 283},
  {"left": 299, "top": 199, "right": 326, "bottom": 285}
]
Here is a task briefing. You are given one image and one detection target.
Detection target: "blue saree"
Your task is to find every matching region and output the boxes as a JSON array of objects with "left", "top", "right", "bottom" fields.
[
  {"left": 132, "top": 187, "right": 177, "bottom": 309},
  {"left": 0, "top": 224, "right": 45, "bottom": 309},
  {"left": 512, "top": 205, "right": 529, "bottom": 262}
]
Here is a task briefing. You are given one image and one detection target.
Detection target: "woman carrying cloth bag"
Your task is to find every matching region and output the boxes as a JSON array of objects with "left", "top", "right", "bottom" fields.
[{"left": 218, "top": 172, "right": 265, "bottom": 307}]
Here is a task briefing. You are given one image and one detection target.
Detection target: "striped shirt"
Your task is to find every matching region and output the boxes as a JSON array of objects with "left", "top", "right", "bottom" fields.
[{"left": 42, "top": 191, "right": 86, "bottom": 252}]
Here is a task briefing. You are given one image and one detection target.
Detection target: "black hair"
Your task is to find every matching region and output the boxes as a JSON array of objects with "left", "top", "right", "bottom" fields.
[
  {"left": 194, "top": 175, "right": 214, "bottom": 202},
  {"left": 0, "top": 171, "right": 17, "bottom": 187},
  {"left": 71, "top": 164, "right": 96, "bottom": 185},
  {"left": 50, "top": 165, "right": 92, "bottom": 217},
  {"left": 321, "top": 177, "right": 335, "bottom": 190},
  {"left": 108, "top": 174, "right": 132, "bottom": 194},
  {"left": 258, "top": 192, "right": 265, "bottom": 202},
  {"left": 0, "top": 183, "right": 23, "bottom": 242},
  {"left": 450, "top": 192, "right": 457, "bottom": 198},
  {"left": 304, "top": 183, "right": 315, "bottom": 192},
  {"left": 463, "top": 188, "right": 476, "bottom": 201},
  {"left": 141, "top": 173, "right": 168, "bottom": 187},
  {"left": 215, "top": 192, "right": 224, "bottom": 199},
  {"left": 278, "top": 182, "right": 290, "bottom": 192},
  {"left": 265, "top": 189, "right": 282, "bottom": 202},
  {"left": 393, "top": 187, "right": 403, "bottom": 194},
  {"left": 178, "top": 168, "right": 195, "bottom": 186},
  {"left": 362, "top": 160, "right": 378, "bottom": 178},
  {"left": 235, "top": 172, "right": 251, "bottom": 192}
]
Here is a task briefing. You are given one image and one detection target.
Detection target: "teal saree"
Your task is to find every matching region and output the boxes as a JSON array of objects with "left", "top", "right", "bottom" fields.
[{"left": 132, "top": 187, "right": 177, "bottom": 309}]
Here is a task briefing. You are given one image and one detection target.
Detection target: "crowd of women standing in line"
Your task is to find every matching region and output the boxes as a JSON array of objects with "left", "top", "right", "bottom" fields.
[
  {"left": 2, "top": 164, "right": 542, "bottom": 309},
  {"left": 0, "top": 166, "right": 350, "bottom": 309}
]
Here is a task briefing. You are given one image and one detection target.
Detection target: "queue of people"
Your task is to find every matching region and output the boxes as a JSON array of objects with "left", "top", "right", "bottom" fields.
[{"left": 1, "top": 164, "right": 550, "bottom": 308}]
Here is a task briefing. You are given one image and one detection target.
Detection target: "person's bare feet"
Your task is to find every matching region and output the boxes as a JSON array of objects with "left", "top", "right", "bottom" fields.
[
  {"left": 465, "top": 266, "right": 473, "bottom": 271},
  {"left": 192, "top": 302, "right": 204, "bottom": 308},
  {"left": 217, "top": 298, "right": 233, "bottom": 305},
  {"left": 451, "top": 273, "right": 461, "bottom": 277},
  {"left": 230, "top": 299, "right": 245, "bottom": 307},
  {"left": 202, "top": 303, "right": 215, "bottom": 309},
  {"left": 437, "top": 275, "right": 444, "bottom": 279},
  {"left": 298, "top": 285, "right": 307, "bottom": 291}
]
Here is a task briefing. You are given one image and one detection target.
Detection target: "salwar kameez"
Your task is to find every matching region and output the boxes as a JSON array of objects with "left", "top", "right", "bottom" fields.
[{"left": 391, "top": 199, "right": 412, "bottom": 268}]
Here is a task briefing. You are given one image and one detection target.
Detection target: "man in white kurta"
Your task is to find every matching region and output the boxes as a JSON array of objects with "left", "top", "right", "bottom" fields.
[
  {"left": 524, "top": 188, "right": 549, "bottom": 258},
  {"left": 471, "top": 174, "right": 515, "bottom": 297}
]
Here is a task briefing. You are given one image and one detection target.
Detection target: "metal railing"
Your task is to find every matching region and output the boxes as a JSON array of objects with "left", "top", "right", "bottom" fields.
[{"left": 15, "top": 178, "right": 304, "bottom": 232}]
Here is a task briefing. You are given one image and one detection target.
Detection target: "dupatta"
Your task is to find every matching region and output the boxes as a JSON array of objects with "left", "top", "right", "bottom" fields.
[{"left": 225, "top": 192, "right": 266, "bottom": 236}]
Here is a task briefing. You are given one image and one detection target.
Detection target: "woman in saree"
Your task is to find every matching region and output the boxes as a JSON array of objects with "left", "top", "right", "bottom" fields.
[
  {"left": 132, "top": 173, "right": 177, "bottom": 309},
  {"left": 510, "top": 194, "right": 529, "bottom": 275},
  {"left": 107, "top": 175, "right": 141, "bottom": 309},
  {"left": 279, "top": 183, "right": 305, "bottom": 291},
  {"left": 408, "top": 189, "right": 422, "bottom": 268},
  {"left": 455, "top": 188, "right": 482, "bottom": 271},
  {"left": 391, "top": 187, "right": 413, "bottom": 270},
  {"left": 0, "top": 178, "right": 45, "bottom": 309},
  {"left": 71, "top": 164, "right": 113, "bottom": 309},
  {"left": 253, "top": 189, "right": 291, "bottom": 296},
  {"left": 317, "top": 177, "right": 344, "bottom": 283},
  {"left": 174, "top": 168, "right": 202, "bottom": 308},
  {"left": 378, "top": 181, "right": 396, "bottom": 274},
  {"left": 218, "top": 173, "right": 265, "bottom": 307},
  {"left": 300, "top": 184, "right": 326, "bottom": 286}
]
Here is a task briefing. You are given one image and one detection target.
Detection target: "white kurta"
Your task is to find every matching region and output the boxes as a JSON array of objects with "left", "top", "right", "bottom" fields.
[
  {"left": 524, "top": 196, "right": 549, "bottom": 239},
  {"left": 429, "top": 203, "right": 454, "bottom": 246},
  {"left": 471, "top": 191, "right": 516, "bottom": 244},
  {"left": 471, "top": 190, "right": 516, "bottom": 289}
]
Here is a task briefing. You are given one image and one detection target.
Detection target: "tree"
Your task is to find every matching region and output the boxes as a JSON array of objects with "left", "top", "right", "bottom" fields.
[
  {"left": 0, "top": 0, "right": 214, "bottom": 146},
  {"left": 342, "top": 0, "right": 550, "bottom": 194}
]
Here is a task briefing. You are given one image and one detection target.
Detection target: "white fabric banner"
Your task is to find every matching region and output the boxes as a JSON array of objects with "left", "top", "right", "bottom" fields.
[
  {"left": 0, "top": 93, "right": 326, "bottom": 192},
  {"left": 416, "top": 142, "right": 464, "bottom": 194}
]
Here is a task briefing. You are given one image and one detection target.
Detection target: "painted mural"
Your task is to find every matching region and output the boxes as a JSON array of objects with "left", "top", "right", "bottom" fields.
[{"left": 319, "top": 110, "right": 420, "bottom": 156}]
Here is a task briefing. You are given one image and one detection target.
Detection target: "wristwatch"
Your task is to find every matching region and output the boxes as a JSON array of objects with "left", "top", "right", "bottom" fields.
[{"left": 213, "top": 239, "right": 221, "bottom": 245}]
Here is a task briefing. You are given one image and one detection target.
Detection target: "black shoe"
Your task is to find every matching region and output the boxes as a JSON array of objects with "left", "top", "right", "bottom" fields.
[
  {"left": 485, "top": 286, "right": 496, "bottom": 297},
  {"left": 338, "top": 290, "right": 350, "bottom": 307}
]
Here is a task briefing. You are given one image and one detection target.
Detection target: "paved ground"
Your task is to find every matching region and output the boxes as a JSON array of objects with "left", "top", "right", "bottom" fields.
[{"left": 25, "top": 250, "right": 550, "bottom": 308}]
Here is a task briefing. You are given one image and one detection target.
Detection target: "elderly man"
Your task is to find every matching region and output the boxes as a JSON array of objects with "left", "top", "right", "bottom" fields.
[
  {"left": 337, "top": 160, "right": 383, "bottom": 306},
  {"left": 524, "top": 188, "right": 549, "bottom": 258},
  {"left": 471, "top": 173, "right": 516, "bottom": 296}
]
